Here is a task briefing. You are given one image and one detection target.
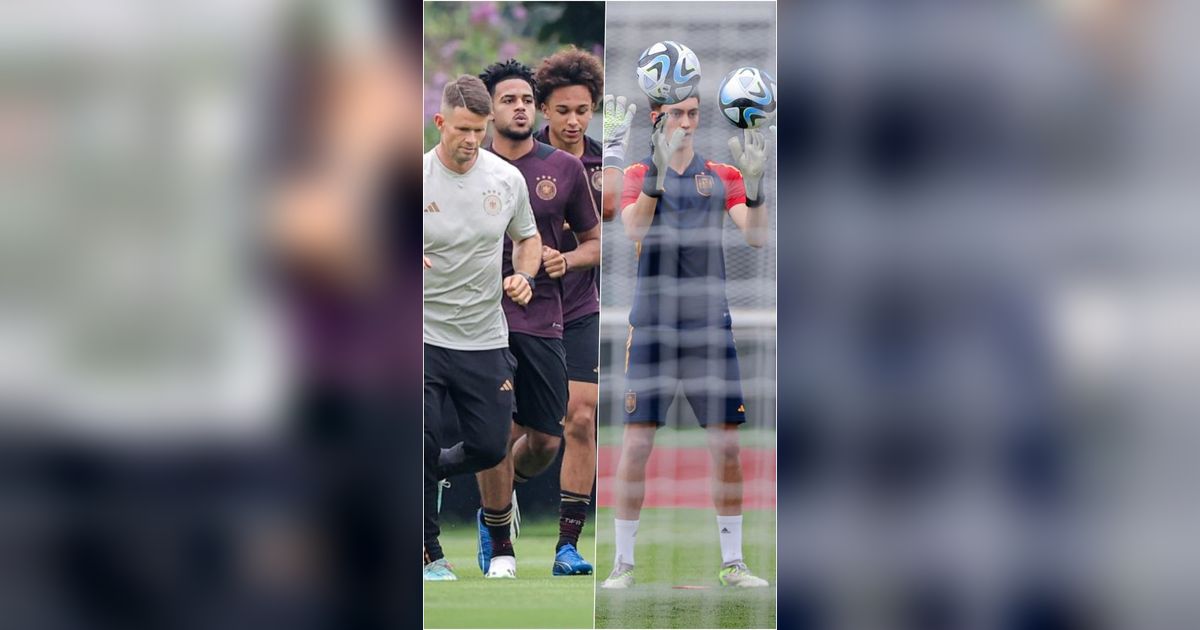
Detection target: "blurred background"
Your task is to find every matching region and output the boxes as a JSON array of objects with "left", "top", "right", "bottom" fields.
[
  {"left": 776, "top": 1, "right": 1200, "bottom": 629},
  {"left": 0, "top": 0, "right": 424, "bottom": 628}
]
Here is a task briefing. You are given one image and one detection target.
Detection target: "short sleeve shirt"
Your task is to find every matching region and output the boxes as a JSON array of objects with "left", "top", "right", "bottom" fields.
[
  {"left": 493, "top": 141, "right": 600, "bottom": 338},
  {"left": 620, "top": 153, "right": 746, "bottom": 328},
  {"left": 423, "top": 148, "right": 537, "bottom": 350},
  {"left": 532, "top": 126, "right": 603, "bottom": 323}
]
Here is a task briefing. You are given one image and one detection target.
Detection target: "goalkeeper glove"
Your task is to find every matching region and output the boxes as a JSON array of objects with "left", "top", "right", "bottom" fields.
[
  {"left": 645, "top": 114, "right": 686, "bottom": 195},
  {"left": 602, "top": 94, "right": 637, "bottom": 169},
  {"left": 728, "top": 127, "right": 771, "bottom": 203}
]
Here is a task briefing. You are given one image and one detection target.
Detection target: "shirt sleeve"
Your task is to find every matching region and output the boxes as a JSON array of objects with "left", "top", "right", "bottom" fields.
[
  {"left": 621, "top": 163, "right": 649, "bottom": 209},
  {"left": 506, "top": 177, "right": 538, "bottom": 241},
  {"left": 710, "top": 162, "right": 747, "bottom": 210},
  {"left": 565, "top": 160, "right": 600, "bottom": 235}
]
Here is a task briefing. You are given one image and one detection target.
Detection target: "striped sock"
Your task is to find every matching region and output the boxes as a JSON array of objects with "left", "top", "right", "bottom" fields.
[
  {"left": 482, "top": 503, "right": 515, "bottom": 557},
  {"left": 557, "top": 490, "right": 591, "bottom": 550}
]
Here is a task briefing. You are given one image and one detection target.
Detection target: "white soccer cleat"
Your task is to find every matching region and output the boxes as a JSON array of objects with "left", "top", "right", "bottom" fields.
[
  {"left": 485, "top": 554, "right": 516, "bottom": 579},
  {"left": 601, "top": 563, "right": 635, "bottom": 589},
  {"left": 718, "top": 562, "right": 769, "bottom": 588}
]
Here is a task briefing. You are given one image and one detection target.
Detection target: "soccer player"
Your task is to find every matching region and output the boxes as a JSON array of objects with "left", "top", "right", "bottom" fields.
[
  {"left": 423, "top": 74, "right": 541, "bottom": 581},
  {"left": 471, "top": 58, "right": 602, "bottom": 579},
  {"left": 529, "top": 46, "right": 605, "bottom": 576},
  {"left": 601, "top": 92, "right": 772, "bottom": 589}
]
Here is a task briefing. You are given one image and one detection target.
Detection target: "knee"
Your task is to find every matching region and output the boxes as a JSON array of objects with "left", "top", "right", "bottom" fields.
[
  {"left": 563, "top": 403, "right": 596, "bottom": 443},
  {"left": 708, "top": 434, "right": 740, "bottom": 463},
  {"left": 528, "top": 431, "right": 562, "bottom": 460},
  {"left": 622, "top": 431, "right": 655, "bottom": 464}
]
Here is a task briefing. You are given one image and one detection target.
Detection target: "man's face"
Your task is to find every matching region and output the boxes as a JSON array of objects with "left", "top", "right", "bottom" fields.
[
  {"left": 491, "top": 77, "right": 535, "bottom": 141},
  {"left": 652, "top": 97, "right": 700, "bottom": 148},
  {"left": 435, "top": 106, "right": 490, "bottom": 164},
  {"left": 540, "top": 85, "right": 594, "bottom": 149}
]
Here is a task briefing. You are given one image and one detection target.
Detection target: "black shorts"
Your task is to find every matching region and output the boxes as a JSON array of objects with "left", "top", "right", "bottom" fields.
[
  {"left": 622, "top": 325, "right": 747, "bottom": 428},
  {"left": 424, "top": 344, "right": 516, "bottom": 456},
  {"left": 563, "top": 312, "right": 600, "bottom": 384},
  {"left": 510, "top": 332, "right": 568, "bottom": 437}
]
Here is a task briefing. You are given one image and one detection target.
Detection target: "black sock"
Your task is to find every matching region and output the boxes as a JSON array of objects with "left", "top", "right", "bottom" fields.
[
  {"left": 424, "top": 540, "right": 444, "bottom": 564},
  {"left": 557, "top": 490, "right": 591, "bottom": 551},
  {"left": 482, "top": 503, "right": 515, "bottom": 557}
]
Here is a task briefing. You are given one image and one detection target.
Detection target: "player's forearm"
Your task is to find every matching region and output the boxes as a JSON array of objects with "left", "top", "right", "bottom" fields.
[
  {"left": 622, "top": 193, "right": 658, "bottom": 242},
  {"left": 511, "top": 233, "right": 542, "bottom": 277},
  {"left": 743, "top": 199, "right": 769, "bottom": 248},
  {"left": 563, "top": 237, "right": 600, "bottom": 270},
  {"left": 602, "top": 168, "right": 623, "bottom": 221}
]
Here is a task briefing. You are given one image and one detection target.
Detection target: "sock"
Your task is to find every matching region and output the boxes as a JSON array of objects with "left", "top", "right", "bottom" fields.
[
  {"left": 717, "top": 514, "right": 743, "bottom": 565},
  {"left": 614, "top": 518, "right": 639, "bottom": 567},
  {"left": 483, "top": 503, "right": 515, "bottom": 557},
  {"left": 557, "top": 490, "right": 591, "bottom": 550},
  {"left": 424, "top": 540, "right": 444, "bottom": 564}
]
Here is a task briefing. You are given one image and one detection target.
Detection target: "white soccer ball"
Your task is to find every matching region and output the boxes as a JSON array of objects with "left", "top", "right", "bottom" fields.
[
  {"left": 717, "top": 67, "right": 777, "bottom": 129},
  {"left": 636, "top": 41, "right": 701, "bottom": 105}
]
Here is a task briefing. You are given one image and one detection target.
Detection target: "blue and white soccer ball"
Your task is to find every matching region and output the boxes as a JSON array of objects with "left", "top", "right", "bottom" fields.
[
  {"left": 717, "top": 67, "right": 777, "bottom": 129},
  {"left": 636, "top": 41, "right": 701, "bottom": 105}
]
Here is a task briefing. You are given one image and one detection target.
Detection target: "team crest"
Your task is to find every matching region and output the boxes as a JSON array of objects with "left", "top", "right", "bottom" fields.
[
  {"left": 694, "top": 174, "right": 714, "bottom": 197},
  {"left": 482, "top": 190, "right": 502, "bottom": 215},
  {"left": 590, "top": 168, "right": 603, "bottom": 192},
  {"left": 624, "top": 391, "right": 637, "bottom": 414},
  {"left": 536, "top": 175, "right": 558, "bottom": 200}
]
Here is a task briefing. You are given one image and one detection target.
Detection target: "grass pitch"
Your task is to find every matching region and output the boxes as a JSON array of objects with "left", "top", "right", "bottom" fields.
[
  {"left": 423, "top": 518, "right": 596, "bottom": 629},
  {"left": 595, "top": 507, "right": 777, "bottom": 628}
]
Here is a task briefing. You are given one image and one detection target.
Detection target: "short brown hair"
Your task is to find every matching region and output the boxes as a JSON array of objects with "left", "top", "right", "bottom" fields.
[
  {"left": 535, "top": 46, "right": 603, "bottom": 107},
  {"left": 441, "top": 75, "right": 492, "bottom": 116},
  {"left": 649, "top": 94, "right": 702, "bottom": 112}
]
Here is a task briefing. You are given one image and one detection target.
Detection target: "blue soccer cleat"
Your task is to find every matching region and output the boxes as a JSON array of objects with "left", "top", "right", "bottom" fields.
[
  {"left": 476, "top": 508, "right": 492, "bottom": 574},
  {"left": 553, "top": 543, "right": 593, "bottom": 576},
  {"left": 423, "top": 558, "right": 457, "bottom": 581}
]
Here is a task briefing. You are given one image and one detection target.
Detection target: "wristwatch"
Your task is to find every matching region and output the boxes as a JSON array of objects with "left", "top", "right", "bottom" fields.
[{"left": 517, "top": 271, "right": 536, "bottom": 291}]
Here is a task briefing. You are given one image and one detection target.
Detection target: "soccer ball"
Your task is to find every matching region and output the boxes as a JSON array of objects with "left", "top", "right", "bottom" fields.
[
  {"left": 636, "top": 41, "right": 701, "bottom": 105},
  {"left": 717, "top": 67, "right": 777, "bottom": 129}
]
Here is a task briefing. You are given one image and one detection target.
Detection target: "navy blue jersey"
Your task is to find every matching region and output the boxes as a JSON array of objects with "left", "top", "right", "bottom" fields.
[{"left": 621, "top": 153, "right": 747, "bottom": 328}]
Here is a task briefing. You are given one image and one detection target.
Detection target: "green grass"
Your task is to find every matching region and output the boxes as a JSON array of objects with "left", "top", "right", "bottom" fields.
[
  {"left": 424, "top": 518, "right": 596, "bottom": 629},
  {"left": 595, "top": 507, "right": 777, "bottom": 629},
  {"left": 597, "top": 426, "right": 777, "bottom": 448}
]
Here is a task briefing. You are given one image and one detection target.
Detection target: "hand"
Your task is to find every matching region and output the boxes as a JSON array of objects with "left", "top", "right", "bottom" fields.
[
  {"left": 602, "top": 94, "right": 637, "bottom": 169},
  {"left": 542, "top": 246, "right": 567, "bottom": 278},
  {"left": 503, "top": 274, "right": 532, "bottom": 306},
  {"left": 728, "top": 127, "right": 769, "bottom": 202},
  {"left": 423, "top": 256, "right": 432, "bottom": 269},
  {"left": 650, "top": 115, "right": 686, "bottom": 192}
]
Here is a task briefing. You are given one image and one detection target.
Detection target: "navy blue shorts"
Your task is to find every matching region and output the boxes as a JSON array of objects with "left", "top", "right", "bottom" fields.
[{"left": 622, "top": 325, "right": 747, "bottom": 427}]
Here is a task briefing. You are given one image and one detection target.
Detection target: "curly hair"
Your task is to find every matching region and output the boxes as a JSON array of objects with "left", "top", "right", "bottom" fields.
[
  {"left": 479, "top": 58, "right": 537, "bottom": 96},
  {"left": 534, "top": 46, "right": 603, "bottom": 107}
]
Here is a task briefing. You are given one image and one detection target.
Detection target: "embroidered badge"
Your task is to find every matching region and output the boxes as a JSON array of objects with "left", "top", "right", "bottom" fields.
[
  {"left": 536, "top": 175, "right": 558, "bottom": 200},
  {"left": 591, "top": 168, "right": 603, "bottom": 192},
  {"left": 483, "top": 189, "right": 502, "bottom": 215},
  {"left": 625, "top": 391, "right": 637, "bottom": 414},
  {"left": 694, "top": 173, "right": 713, "bottom": 197}
]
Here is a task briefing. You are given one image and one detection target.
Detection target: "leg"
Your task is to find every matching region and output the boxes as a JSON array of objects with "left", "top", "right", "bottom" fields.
[
  {"left": 706, "top": 423, "right": 744, "bottom": 517},
  {"left": 614, "top": 423, "right": 657, "bottom": 521},
  {"left": 557, "top": 379, "right": 597, "bottom": 551},
  {"left": 510, "top": 429, "right": 562, "bottom": 480},
  {"left": 438, "top": 349, "right": 515, "bottom": 479}
]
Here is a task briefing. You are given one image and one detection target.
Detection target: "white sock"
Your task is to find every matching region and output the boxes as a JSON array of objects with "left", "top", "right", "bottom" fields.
[
  {"left": 717, "top": 514, "right": 743, "bottom": 565},
  {"left": 614, "top": 518, "right": 639, "bottom": 567}
]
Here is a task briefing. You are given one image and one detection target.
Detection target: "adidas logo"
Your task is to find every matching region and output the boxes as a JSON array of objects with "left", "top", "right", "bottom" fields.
[
  {"left": 424, "top": 202, "right": 441, "bottom": 213},
  {"left": 721, "top": 527, "right": 731, "bottom": 534},
  {"left": 500, "top": 379, "right": 513, "bottom": 391},
  {"left": 737, "top": 404, "right": 745, "bottom": 413}
]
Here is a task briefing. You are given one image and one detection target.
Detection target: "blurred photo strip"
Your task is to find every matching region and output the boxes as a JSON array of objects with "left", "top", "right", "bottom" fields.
[
  {"left": 776, "top": 1, "right": 1200, "bottom": 629},
  {"left": 421, "top": 2, "right": 605, "bottom": 628},
  {"left": 1, "top": 1, "right": 426, "bottom": 628}
]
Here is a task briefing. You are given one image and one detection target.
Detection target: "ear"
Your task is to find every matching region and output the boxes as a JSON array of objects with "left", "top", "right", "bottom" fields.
[
  {"left": 433, "top": 112, "right": 444, "bottom": 130},
  {"left": 649, "top": 111, "right": 660, "bottom": 125}
]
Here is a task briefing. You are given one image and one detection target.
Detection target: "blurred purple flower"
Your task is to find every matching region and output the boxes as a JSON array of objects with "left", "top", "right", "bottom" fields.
[
  {"left": 424, "top": 88, "right": 441, "bottom": 122},
  {"left": 593, "top": 44, "right": 604, "bottom": 59},
  {"left": 440, "top": 40, "right": 461, "bottom": 60},
  {"left": 433, "top": 71, "right": 447, "bottom": 86},
  {"left": 499, "top": 41, "right": 520, "bottom": 61},
  {"left": 470, "top": 2, "right": 499, "bottom": 26},
  {"left": 512, "top": 4, "right": 527, "bottom": 21}
]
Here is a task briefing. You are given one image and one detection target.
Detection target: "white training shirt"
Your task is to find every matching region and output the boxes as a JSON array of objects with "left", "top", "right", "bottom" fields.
[{"left": 423, "top": 147, "right": 538, "bottom": 350}]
